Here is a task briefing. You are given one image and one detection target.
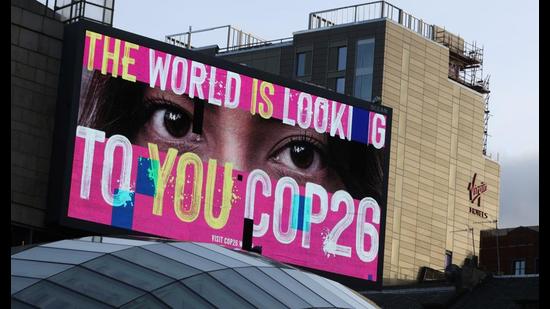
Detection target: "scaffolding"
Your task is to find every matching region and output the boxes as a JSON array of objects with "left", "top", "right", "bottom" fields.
[
  {"left": 483, "top": 90, "right": 491, "bottom": 156},
  {"left": 434, "top": 27, "right": 490, "bottom": 94}
]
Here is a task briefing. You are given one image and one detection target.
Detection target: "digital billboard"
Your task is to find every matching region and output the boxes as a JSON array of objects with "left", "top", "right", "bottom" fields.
[{"left": 50, "top": 21, "right": 392, "bottom": 285}]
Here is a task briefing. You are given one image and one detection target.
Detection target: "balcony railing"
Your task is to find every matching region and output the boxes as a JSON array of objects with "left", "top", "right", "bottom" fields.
[
  {"left": 309, "top": 1, "right": 433, "bottom": 41},
  {"left": 309, "top": 1, "right": 488, "bottom": 93},
  {"left": 166, "top": 25, "right": 279, "bottom": 53}
]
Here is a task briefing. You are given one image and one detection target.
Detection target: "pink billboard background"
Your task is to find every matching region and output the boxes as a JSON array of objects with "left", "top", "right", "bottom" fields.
[{"left": 69, "top": 132, "right": 380, "bottom": 280}]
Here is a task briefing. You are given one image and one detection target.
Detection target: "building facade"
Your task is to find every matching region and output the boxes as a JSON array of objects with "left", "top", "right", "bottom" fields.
[
  {"left": 11, "top": 0, "right": 69, "bottom": 245},
  {"left": 173, "top": 2, "right": 501, "bottom": 283},
  {"left": 479, "top": 226, "right": 539, "bottom": 276}
]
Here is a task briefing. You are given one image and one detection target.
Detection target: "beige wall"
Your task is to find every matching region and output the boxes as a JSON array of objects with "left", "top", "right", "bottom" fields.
[{"left": 381, "top": 20, "right": 500, "bottom": 282}]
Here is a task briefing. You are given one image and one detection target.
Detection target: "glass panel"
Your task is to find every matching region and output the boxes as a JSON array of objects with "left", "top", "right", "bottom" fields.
[
  {"left": 296, "top": 53, "right": 306, "bottom": 77},
  {"left": 182, "top": 273, "right": 255, "bottom": 309},
  {"left": 354, "top": 74, "right": 373, "bottom": 101},
  {"left": 318, "top": 276, "right": 378, "bottom": 308},
  {"left": 83, "top": 254, "right": 173, "bottom": 291},
  {"left": 303, "top": 272, "right": 372, "bottom": 308},
  {"left": 87, "top": 0, "right": 106, "bottom": 5},
  {"left": 11, "top": 276, "right": 39, "bottom": 294},
  {"left": 336, "top": 77, "right": 345, "bottom": 94},
  {"left": 49, "top": 266, "right": 144, "bottom": 307},
  {"left": 195, "top": 243, "right": 272, "bottom": 267},
  {"left": 354, "top": 38, "right": 375, "bottom": 101},
  {"left": 113, "top": 247, "right": 201, "bottom": 279},
  {"left": 521, "top": 261, "right": 526, "bottom": 274},
  {"left": 169, "top": 243, "right": 248, "bottom": 268},
  {"left": 12, "top": 259, "right": 72, "bottom": 279},
  {"left": 11, "top": 299, "right": 35, "bottom": 309},
  {"left": 42, "top": 239, "right": 131, "bottom": 253},
  {"left": 259, "top": 267, "right": 331, "bottom": 307},
  {"left": 210, "top": 269, "right": 285, "bottom": 308},
  {"left": 338, "top": 46, "right": 347, "bottom": 71},
  {"left": 514, "top": 260, "right": 526, "bottom": 275},
  {"left": 235, "top": 267, "right": 309, "bottom": 308},
  {"left": 121, "top": 294, "right": 170, "bottom": 309},
  {"left": 84, "top": 4, "right": 105, "bottom": 21},
  {"left": 13, "top": 280, "right": 111, "bottom": 309},
  {"left": 12, "top": 246, "right": 102, "bottom": 264},
  {"left": 282, "top": 269, "right": 349, "bottom": 307},
  {"left": 104, "top": 10, "right": 112, "bottom": 24},
  {"left": 142, "top": 244, "right": 225, "bottom": 272},
  {"left": 153, "top": 282, "right": 215, "bottom": 309}
]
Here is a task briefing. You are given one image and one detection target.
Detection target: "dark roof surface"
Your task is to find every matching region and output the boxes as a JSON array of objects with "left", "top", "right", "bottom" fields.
[
  {"left": 481, "top": 226, "right": 539, "bottom": 237},
  {"left": 361, "top": 275, "right": 539, "bottom": 309},
  {"left": 449, "top": 276, "right": 539, "bottom": 309},
  {"left": 362, "top": 285, "right": 457, "bottom": 309}
]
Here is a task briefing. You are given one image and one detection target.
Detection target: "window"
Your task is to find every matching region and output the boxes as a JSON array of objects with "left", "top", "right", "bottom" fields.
[
  {"left": 337, "top": 46, "right": 347, "bottom": 71},
  {"left": 445, "top": 250, "right": 453, "bottom": 268},
  {"left": 353, "top": 38, "right": 375, "bottom": 101},
  {"left": 296, "top": 51, "right": 311, "bottom": 77},
  {"left": 513, "top": 260, "right": 526, "bottom": 275},
  {"left": 336, "top": 77, "right": 345, "bottom": 94}
]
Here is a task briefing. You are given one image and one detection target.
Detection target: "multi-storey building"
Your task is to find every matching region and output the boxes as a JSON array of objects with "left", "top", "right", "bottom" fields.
[
  {"left": 166, "top": 1, "right": 501, "bottom": 283},
  {"left": 480, "top": 226, "right": 539, "bottom": 276}
]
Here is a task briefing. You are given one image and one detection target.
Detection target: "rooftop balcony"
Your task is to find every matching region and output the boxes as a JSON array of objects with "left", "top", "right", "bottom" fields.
[{"left": 308, "top": 1, "right": 489, "bottom": 94}]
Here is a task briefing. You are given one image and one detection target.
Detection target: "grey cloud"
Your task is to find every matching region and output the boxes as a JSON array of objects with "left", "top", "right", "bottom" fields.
[{"left": 498, "top": 154, "right": 539, "bottom": 228}]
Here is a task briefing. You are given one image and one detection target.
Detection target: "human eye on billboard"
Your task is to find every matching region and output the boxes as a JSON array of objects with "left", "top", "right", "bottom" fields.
[{"left": 60, "top": 27, "right": 391, "bottom": 283}]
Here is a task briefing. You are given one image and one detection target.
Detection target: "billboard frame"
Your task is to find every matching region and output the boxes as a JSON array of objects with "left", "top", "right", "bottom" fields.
[{"left": 47, "top": 20, "right": 392, "bottom": 290}]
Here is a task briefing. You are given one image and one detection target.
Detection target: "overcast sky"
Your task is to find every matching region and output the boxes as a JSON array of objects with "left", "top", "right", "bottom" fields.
[{"left": 109, "top": 0, "right": 538, "bottom": 228}]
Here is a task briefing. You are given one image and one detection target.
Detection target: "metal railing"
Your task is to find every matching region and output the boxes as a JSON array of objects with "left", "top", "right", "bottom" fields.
[
  {"left": 217, "top": 37, "right": 294, "bottom": 53},
  {"left": 166, "top": 25, "right": 273, "bottom": 53},
  {"left": 309, "top": 1, "right": 434, "bottom": 41}
]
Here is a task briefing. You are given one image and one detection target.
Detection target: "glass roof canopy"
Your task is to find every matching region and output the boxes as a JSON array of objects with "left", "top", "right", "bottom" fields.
[{"left": 11, "top": 236, "right": 379, "bottom": 308}]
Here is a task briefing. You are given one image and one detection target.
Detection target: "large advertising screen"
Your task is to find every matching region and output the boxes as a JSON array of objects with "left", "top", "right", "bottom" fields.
[{"left": 50, "top": 21, "right": 392, "bottom": 285}]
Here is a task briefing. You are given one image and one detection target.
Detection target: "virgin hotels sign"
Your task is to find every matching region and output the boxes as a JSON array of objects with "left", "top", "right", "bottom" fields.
[{"left": 468, "top": 173, "right": 488, "bottom": 218}]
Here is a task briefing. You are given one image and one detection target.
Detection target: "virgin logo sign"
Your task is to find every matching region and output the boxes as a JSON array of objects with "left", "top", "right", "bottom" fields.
[{"left": 468, "top": 173, "right": 487, "bottom": 206}]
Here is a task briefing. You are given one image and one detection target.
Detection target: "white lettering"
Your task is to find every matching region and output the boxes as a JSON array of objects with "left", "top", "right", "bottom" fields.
[
  {"left": 149, "top": 50, "right": 171, "bottom": 90},
  {"left": 76, "top": 126, "right": 105, "bottom": 200}
]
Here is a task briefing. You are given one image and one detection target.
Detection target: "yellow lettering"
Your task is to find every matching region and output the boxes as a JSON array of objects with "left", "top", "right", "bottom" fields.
[
  {"left": 122, "top": 42, "right": 139, "bottom": 82},
  {"left": 250, "top": 78, "right": 258, "bottom": 115},
  {"left": 85, "top": 31, "right": 102, "bottom": 71},
  {"left": 259, "top": 81, "right": 274, "bottom": 119},
  {"left": 204, "top": 160, "right": 234, "bottom": 229},
  {"left": 148, "top": 143, "right": 177, "bottom": 216},
  {"left": 174, "top": 152, "right": 203, "bottom": 222},
  {"left": 102, "top": 36, "right": 121, "bottom": 77}
]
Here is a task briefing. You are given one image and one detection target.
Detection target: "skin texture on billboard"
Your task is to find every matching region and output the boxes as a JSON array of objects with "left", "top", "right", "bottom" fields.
[{"left": 50, "top": 21, "right": 392, "bottom": 286}]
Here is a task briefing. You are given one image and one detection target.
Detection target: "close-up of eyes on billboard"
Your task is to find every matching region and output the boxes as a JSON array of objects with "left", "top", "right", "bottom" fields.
[{"left": 50, "top": 21, "right": 392, "bottom": 285}]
